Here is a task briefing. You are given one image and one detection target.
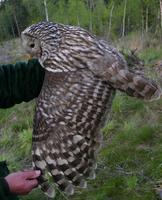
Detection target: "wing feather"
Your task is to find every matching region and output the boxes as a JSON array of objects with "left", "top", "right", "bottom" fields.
[
  {"left": 87, "top": 41, "right": 162, "bottom": 100},
  {"left": 32, "top": 70, "right": 114, "bottom": 195}
]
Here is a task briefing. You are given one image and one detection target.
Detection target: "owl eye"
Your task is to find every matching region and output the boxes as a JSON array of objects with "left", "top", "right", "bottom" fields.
[{"left": 30, "top": 43, "right": 35, "bottom": 48}]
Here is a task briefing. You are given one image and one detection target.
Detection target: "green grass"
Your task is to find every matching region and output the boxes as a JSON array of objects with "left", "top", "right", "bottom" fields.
[
  {"left": 72, "top": 94, "right": 162, "bottom": 200},
  {"left": 1, "top": 93, "right": 162, "bottom": 200},
  {"left": 0, "top": 102, "right": 34, "bottom": 170},
  {"left": 139, "top": 47, "right": 162, "bottom": 65}
]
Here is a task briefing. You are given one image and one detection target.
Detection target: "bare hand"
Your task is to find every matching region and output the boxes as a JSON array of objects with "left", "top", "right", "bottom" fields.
[{"left": 5, "top": 170, "right": 41, "bottom": 195}]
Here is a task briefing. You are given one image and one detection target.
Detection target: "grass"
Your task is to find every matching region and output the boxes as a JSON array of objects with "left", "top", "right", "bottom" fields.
[
  {"left": 139, "top": 47, "right": 162, "bottom": 65},
  {"left": 75, "top": 94, "right": 162, "bottom": 200},
  {"left": 1, "top": 37, "right": 162, "bottom": 200},
  {"left": 1, "top": 94, "right": 162, "bottom": 200}
]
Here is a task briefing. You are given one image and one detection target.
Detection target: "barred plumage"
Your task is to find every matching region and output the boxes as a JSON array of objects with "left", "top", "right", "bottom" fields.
[{"left": 21, "top": 21, "right": 161, "bottom": 198}]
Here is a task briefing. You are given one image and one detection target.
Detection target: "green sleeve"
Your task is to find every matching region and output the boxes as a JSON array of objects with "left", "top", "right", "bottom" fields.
[
  {"left": 0, "top": 161, "right": 10, "bottom": 199},
  {"left": 0, "top": 59, "right": 45, "bottom": 108},
  {"left": 0, "top": 177, "right": 10, "bottom": 199},
  {"left": 0, "top": 178, "right": 18, "bottom": 200}
]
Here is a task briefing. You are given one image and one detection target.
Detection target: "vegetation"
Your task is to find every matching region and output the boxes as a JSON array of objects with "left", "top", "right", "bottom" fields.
[
  {"left": 1, "top": 65, "right": 162, "bottom": 200},
  {"left": 0, "top": 39, "right": 162, "bottom": 200},
  {"left": 0, "top": 0, "right": 162, "bottom": 41},
  {"left": 1, "top": 0, "right": 162, "bottom": 200}
]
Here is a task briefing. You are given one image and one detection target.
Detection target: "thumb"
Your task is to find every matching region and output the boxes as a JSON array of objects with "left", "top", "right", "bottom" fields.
[{"left": 23, "top": 170, "right": 41, "bottom": 180}]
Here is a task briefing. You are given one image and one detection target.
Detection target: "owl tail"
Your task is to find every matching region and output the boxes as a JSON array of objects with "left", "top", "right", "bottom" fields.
[
  {"left": 32, "top": 134, "right": 99, "bottom": 197},
  {"left": 37, "top": 176, "right": 55, "bottom": 198},
  {"left": 32, "top": 146, "right": 55, "bottom": 198},
  {"left": 108, "top": 68, "right": 162, "bottom": 101}
]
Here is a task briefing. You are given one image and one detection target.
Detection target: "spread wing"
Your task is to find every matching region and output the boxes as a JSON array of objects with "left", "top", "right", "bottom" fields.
[
  {"left": 32, "top": 70, "right": 115, "bottom": 197},
  {"left": 87, "top": 41, "right": 162, "bottom": 101}
]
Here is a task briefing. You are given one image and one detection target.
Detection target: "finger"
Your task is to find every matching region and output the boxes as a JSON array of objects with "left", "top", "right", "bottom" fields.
[
  {"left": 27, "top": 179, "right": 39, "bottom": 190},
  {"left": 23, "top": 170, "right": 41, "bottom": 179},
  {"left": 22, "top": 168, "right": 33, "bottom": 172}
]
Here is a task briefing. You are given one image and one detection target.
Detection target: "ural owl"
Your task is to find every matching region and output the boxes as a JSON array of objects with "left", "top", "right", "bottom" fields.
[{"left": 21, "top": 21, "right": 161, "bottom": 198}]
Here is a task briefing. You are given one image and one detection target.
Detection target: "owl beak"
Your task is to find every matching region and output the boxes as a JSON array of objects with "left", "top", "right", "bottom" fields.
[
  {"left": 28, "top": 54, "right": 33, "bottom": 59},
  {"left": 24, "top": 54, "right": 33, "bottom": 60}
]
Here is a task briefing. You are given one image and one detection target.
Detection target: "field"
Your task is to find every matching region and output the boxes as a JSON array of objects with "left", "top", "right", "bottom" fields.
[{"left": 0, "top": 36, "right": 162, "bottom": 200}]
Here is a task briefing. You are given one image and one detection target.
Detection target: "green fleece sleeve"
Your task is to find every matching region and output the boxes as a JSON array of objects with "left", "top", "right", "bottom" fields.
[
  {"left": 0, "top": 177, "right": 10, "bottom": 199},
  {"left": 0, "top": 59, "right": 45, "bottom": 108},
  {"left": 0, "top": 178, "right": 18, "bottom": 200}
]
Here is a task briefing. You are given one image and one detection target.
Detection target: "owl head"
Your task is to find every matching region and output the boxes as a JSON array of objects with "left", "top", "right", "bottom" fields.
[
  {"left": 21, "top": 21, "right": 62, "bottom": 61},
  {"left": 21, "top": 32, "right": 42, "bottom": 58}
]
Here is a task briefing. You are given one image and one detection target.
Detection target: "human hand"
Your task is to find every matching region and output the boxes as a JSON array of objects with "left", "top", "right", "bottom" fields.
[{"left": 5, "top": 170, "right": 41, "bottom": 195}]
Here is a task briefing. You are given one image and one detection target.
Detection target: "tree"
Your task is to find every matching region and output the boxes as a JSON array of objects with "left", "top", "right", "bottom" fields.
[
  {"left": 0, "top": 0, "right": 161, "bottom": 41},
  {"left": 43, "top": 0, "right": 49, "bottom": 21},
  {"left": 0, "top": 0, "right": 29, "bottom": 40},
  {"left": 159, "top": 0, "right": 162, "bottom": 28},
  {"left": 122, "top": 0, "right": 127, "bottom": 37},
  {"left": 67, "top": 0, "right": 89, "bottom": 27},
  {"left": 108, "top": 2, "right": 114, "bottom": 38}
]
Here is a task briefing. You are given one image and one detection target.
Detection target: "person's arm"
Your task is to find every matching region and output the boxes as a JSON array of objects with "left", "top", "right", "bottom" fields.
[
  {"left": 0, "top": 171, "right": 40, "bottom": 199},
  {"left": 4, "top": 170, "right": 40, "bottom": 195},
  {"left": 0, "top": 161, "right": 11, "bottom": 200},
  {"left": 0, "top": 59, "right": 45, "bottom": 108},
  {"left": 0, "top": 161, "right": 40, "bottom": 199},
  {"left": 0, "top": 177, "right": 11, "bottom": 200}
]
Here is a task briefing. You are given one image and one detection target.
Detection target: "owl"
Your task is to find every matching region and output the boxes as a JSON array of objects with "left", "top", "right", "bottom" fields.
[{"left": 21, "top": 21, "right": 161, "bottom": 198}]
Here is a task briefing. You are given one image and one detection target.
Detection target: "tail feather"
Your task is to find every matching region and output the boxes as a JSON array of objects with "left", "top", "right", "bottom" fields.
[
  {"left": 32, "top": 146, "right": 55, "bottom": 198},
  {"left": 32, "top": 127, "right": 100, "bottom": 197},
  {"left": 40, "top": 181, "right": 55, "bottom": 198}
]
